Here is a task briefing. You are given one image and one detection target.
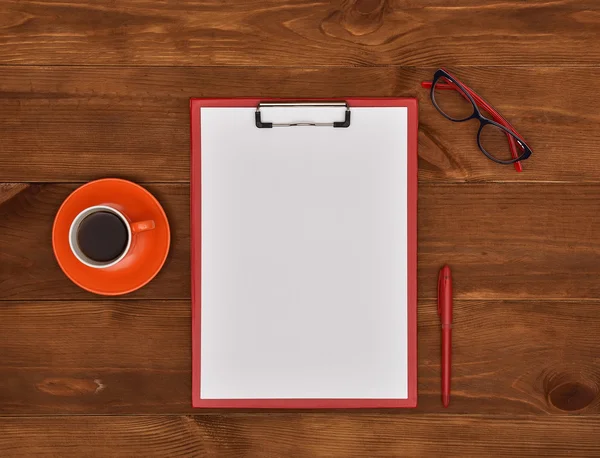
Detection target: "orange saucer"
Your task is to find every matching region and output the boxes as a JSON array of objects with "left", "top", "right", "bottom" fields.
[{"left": 53, "top": 179, "right": 170, "bottom": 295}]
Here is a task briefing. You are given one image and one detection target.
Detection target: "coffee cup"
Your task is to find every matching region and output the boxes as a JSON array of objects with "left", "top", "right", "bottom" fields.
[{"left": 69, "top": 205, "right": 155, "bottom": 268}]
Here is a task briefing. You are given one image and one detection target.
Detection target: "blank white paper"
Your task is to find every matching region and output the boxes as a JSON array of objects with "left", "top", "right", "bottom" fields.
[{"left": 200, "top": 106, "right": 408, "bottom": 399}]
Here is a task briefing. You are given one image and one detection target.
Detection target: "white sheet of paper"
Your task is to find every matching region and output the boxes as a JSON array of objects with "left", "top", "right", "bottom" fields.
[{"left": 200, "top": 106, "right": 408, "bottom": 399}]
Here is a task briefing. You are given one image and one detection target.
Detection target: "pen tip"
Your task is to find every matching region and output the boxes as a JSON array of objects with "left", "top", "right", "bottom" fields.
[{"left": 442, "top": 395, "right": 450, "bottom": 408}]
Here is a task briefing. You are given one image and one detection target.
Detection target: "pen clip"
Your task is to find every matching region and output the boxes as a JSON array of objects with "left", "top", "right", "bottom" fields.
[{"left": 437, "top": 271, "right": 443, "bottom": 317}]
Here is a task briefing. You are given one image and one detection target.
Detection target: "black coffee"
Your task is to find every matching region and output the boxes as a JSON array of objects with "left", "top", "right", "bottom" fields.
[{"left": 77, "top": 211, "right": 128, "bottom": 263}]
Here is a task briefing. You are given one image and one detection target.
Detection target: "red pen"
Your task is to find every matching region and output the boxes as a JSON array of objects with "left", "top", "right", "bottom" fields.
[{"left": 438, "top": 265, "right": 453, "bottom": 408}]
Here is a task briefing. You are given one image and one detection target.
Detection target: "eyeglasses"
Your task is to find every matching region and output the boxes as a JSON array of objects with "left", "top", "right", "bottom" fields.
[{"left": 421, "top": 69, "right": 532, "bottom": 172}]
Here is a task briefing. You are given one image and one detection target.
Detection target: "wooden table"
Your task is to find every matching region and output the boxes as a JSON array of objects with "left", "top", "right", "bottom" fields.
[{"left": 1, "top": 1, "right": 599, "bottom": 456}]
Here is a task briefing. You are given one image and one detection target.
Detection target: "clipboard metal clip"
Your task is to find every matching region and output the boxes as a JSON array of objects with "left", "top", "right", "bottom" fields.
[{"left": 255, "top": 102, "right": 351, "bottom": 128}]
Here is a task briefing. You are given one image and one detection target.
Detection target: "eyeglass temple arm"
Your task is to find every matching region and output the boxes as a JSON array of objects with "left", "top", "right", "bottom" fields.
[{"left": 421, "top": 81, "right": 523, "bottom": 172}]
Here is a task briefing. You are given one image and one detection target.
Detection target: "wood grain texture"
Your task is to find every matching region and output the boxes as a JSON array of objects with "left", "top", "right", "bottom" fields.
[
  {"left": 0, "top": 183, "right": 189, "bottom": 300},
  {"left": 1, "top": 0, "right": 599, "bottom": 66},
  {"left": 2, "top": 415, "right": 600, "bottom": 457},
  {"left": 0, "top": 301, "right": 189, "bottom": 414},
  {"left": 1, "top": 66, "right": 599, "bottom": 183},
  {"left": 1, "top": 299, "right": 598, "bottom": 414},
  {"left": 418, "top": 183, "right": 600, "bottom": 300},
  {"left": 3, "top": 182, "right": 600, "bottom": 301}
]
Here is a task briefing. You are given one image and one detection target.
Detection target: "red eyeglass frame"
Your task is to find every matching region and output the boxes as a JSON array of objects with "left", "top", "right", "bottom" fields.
[{"left": 421, "top": 69, "right": 528, "bottom": 172}]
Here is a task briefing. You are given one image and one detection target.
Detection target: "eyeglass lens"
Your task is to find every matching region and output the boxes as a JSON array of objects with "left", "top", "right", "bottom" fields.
[
  {"left": 432, "top": 77, "right": 475, "bottom": 122},
  {"left": 479, "top": 123, "right": 526, "bottom": 163}
]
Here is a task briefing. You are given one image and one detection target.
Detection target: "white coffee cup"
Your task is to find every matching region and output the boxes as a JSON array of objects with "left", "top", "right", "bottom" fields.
[{"left": 69, "top": 205, "right": 155, "bottom": 269}]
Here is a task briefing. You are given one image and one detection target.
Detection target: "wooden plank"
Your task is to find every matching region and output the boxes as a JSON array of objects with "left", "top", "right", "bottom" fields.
[
  {"left": 0, "top": 300, "right": 190, "bottom": 414},
  {"left": 1, "top": 415, "right": 600, "bottom": 456},
  {"left": 0, "top": 183, "right": 189, "bottom": 300},
  {"left": 418, "top": 182, "right": 600, "bottom": 300},
  {"left": 1, "top": 0, "right": 599, "bottom": 66},
  {"left": 3, "top": 182, "right": 600, "bottom": 301},
  {"left": 0, "top": 299, "right": 598, "bottom": 414},
  {"left": 1, "top": 66, "right": 598, "bottom": 183}
]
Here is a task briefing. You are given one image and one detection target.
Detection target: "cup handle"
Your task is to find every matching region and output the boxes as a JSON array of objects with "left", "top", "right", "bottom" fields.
[{"left": 131, "top": 220, "right": 156, "bottom": 234}]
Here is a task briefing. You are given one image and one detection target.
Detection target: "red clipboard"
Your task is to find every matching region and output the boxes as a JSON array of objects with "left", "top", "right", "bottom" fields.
[{"left": 190, "top": 98, "right": 418, "bottom": 408}]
